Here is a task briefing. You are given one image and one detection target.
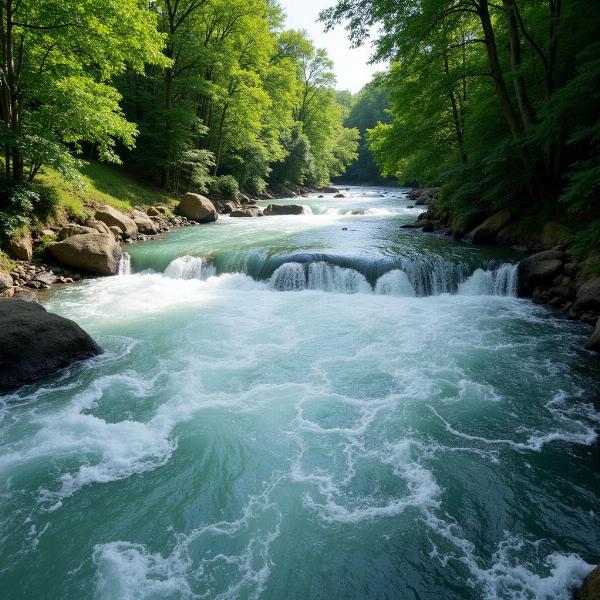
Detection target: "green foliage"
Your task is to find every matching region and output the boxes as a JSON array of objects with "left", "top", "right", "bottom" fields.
[
  {"left": 208, "top": 176, "right": 240, "bottom": 201},
  {"left": 324, "top": 0, "right": 600, "bottom": 249},
  {"left": 0, "top": 180, "right": 59, "bottom": 239},
  {"left": 0, "top": 0, "right": 168, "bottom": 186}
]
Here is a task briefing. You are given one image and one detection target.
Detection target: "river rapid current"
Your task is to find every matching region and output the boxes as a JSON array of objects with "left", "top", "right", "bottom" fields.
[{"left": 1, "top": 187, "right": 599, "bottom": 599}]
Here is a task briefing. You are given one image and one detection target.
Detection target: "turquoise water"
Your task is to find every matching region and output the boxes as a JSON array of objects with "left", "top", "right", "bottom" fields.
[{"left": 1, "top": 187, "right": 599, "bottom": 599}]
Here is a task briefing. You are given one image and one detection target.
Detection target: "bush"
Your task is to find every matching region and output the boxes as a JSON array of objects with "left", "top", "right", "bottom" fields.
[
  {"left": 0, "top": 179, "right": 60, "bottom": 240},
  {"left": 208, "top": 175, "right": 239, "bottom": 201}
]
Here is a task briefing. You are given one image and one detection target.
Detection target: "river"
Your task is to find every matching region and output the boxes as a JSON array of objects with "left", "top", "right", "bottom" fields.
[{"left": 1, "top": 187, "right": 599, "bottom": 599}]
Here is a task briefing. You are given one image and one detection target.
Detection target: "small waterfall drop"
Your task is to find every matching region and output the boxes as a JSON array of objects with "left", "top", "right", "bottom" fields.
[
  {"left": 270, "top": 262, "right": 307, "bottom": 291},
  {"left": 374, "top": 270, "right": 416, "bottom": 297},
  {"left": 457, "top": 264, "right": 518, "bottom": 297},
  {"left": 307, "top": 262, "right": 371, "bottom": 294},
  {"left": 164, "top": 256, "right": 216, "bottom": 280},
  {"left": 118, "top": 253, "right": 132, "bottom": 276}
]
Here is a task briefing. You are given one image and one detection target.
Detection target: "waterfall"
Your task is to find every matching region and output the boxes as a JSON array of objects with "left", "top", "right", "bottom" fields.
[
  {"left": 398, "top": 259, "right": 471, "bottom": 296},
  {"left": 118, "top": 253, "right": 132, "bottom": 276},
  {"left": 164, "top": 256, "right": 216, "bottom": 280},
  {"left": 374, "top": 270, "right": 416, "bottom": 297},
  {"left": 457, "top": 264, "right": 518, "bottom": 297},
  {"left": 270, "top": 262, "right": 307, "bottom": 291},
  {"left": 270, "top": 262, "right": 371, "bottom": 293},
  {"left": 306, "top": 262, "right": 372, "bottom": 294}
]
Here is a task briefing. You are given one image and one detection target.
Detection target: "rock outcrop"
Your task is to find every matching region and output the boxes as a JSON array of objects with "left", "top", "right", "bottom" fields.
[
  {"left": 263, "top": 204, "right": 305, "bottom": 216},
  {"left": 0, "top": 299, "right": 102, "bottom": 391},
  {"left": 95, "top": 205, "right": 138, "bottom": 238},
  {"left": 49, "top": 233, "right": 122, "bottom": 276},
  {"left": 464, "top": 209, "right": 513, "bottom": 244},
  {"left": 177, "top": 193, "right": 218, "bottom": 223}
]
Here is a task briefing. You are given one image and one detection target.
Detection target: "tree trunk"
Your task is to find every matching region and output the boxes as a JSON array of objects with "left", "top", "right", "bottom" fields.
[
  {"left": 213, "top": 104, "right": 227, "bottom": 176},
  {"left": 502, "top": 0, "right": 535, "bottom": 128}
]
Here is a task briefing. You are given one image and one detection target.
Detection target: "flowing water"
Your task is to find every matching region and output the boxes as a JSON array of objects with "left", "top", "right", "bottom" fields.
[{"left": 1, "top": 187, "right": 599, "bottom": 599}]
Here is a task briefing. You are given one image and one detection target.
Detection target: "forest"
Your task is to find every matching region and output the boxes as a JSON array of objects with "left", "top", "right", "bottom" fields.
[
  {"left": 0, "top": 0, "right": 360, "bottom": 238},
  {"left": 324, "top": 0, "right": 600, "bottom": 253}
]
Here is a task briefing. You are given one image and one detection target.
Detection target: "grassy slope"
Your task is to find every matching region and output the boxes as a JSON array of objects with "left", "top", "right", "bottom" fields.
[{"left": 37, "top": 161, "right": 177, "bottom": 221}]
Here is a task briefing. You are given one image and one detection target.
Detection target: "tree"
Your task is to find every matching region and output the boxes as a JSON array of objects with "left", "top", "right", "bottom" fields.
[{"left": 0, "top": 0, "right": 167, "bottom": 192}]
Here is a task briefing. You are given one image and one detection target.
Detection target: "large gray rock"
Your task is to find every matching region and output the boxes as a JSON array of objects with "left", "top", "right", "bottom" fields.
[
  {"left": 517, "top": 250, "right": 565, "bottom": 297},
  {"left": 8, "top": 235, "right": 32, "bottom": 261},
  {"left": 84, "top": 217, "right": 112, "bottom": 236},
  {"left": 263, "top": 204, "right": 305, "bottom": 216},
  {"left": 49, "top": 233, "right": 122, "bottom": 276},
  {"left": 0, "top": 300, "right": 102, "bottom": 390},
  {"left": 230, "top": 206, "right": 262, "bottom": 217},
  {"left": 465, "top": 209, "right": 513, "bottom": 244},
  {"left": 95, "top": 205, "right": 138, "bottom": 238},
  {"left": 573, "top": 278, "right": 600, "bottom": 314},
  {"left": 177, "top": 193, "right": 218, "bottom": 223}
]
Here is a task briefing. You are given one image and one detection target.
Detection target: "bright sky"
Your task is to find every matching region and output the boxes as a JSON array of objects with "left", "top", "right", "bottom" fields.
[{"left": 278, "top": 0, "right": 381, "bottom": 93}]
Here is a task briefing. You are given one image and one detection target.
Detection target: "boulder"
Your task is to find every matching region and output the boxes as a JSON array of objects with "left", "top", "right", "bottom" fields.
[
  {"left": 58, "top": 224, "right": 98, "bottom": 241},
  {"left": 449, "top": 212, "right": 485, "bottom": 239},
  {"left": 576, "top": 565, "right": 600, "bottom": 600},
  {"left": 0, "top": 270, "right": 13, "bottom": 292},
  {"left": 177, "top": 193, "right": 218, "bottom": 223},
  {"left": 95, "top": 205, "right": 138, "bottom": 238},
  {"left": 230, "top": 206, "right": 262, "bottom": 217},
  {"left": 495, "top": 222, "right": 529, "bottom": 247},
  {"left": 517, "top": 250, "right": 565, "bottom": 297},
  {"left": 263, "top": 204, "right": 305, "bottom": 216},
  {"left": 0, "top": 299, "right": 102, "bottom": 391},
  {"left": 222, "top": 202, "right": 237, "bottom": 214},
  {"left": 272, "top": 183, "right": 297, "bottom": 198},
  {"left": 573, "top": 278, "right": 600, "bottom": 314},
  {"left": 334, "top": 194, "right": 346, "bottom": 198},
  {"left": 84, "top": 217, "right": 112, "bottom": 236},
  {"left": 318, "top": 186, "right": 339, "bottom": 194},
  {"left": 465, "top": 209, "right": 513, "bottom": 244},
  {"left": 585, "top": 320, "right": 600, "bottom": 353},
  {"left": 131, "top": 209, "right": 158, "bottom": 235},
  {"left": 8, "top": 235, "right": 33, "bottom": 261},
  {"left": 541, "top": 221, "right": 571, "bottom": 249},
  {"left": 49, "top": 233, "right": 122, "bottom": 276}
]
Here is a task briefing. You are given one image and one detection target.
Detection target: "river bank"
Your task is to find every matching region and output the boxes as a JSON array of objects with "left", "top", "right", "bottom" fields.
[{"left": 403, "top": 188, "right": 600, "bottom": 352}]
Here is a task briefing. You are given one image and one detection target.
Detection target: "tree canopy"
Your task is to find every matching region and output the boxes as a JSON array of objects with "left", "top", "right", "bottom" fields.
[{"left": 323, "top": 0, "right": 600, "bottom": 237}]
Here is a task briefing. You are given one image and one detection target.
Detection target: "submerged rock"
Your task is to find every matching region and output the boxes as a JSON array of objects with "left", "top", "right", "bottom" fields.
[
  {"left": 263, "top": 204, "right": 305, "bottom": 216},
  {"left": 49, "top": 233, "right": 122, "bottom": 276},
  {"left": 230, "top": 206, "right": 262, "bottom": 217},
  {"left": 95, "top": 205, "right": 138, "bottom": 238},
  {"left": 0, "top": 299, "right": 102, "bottom": 391},
  {"left": 177, "top": 193, "right": 218, "bottom": 223}
]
